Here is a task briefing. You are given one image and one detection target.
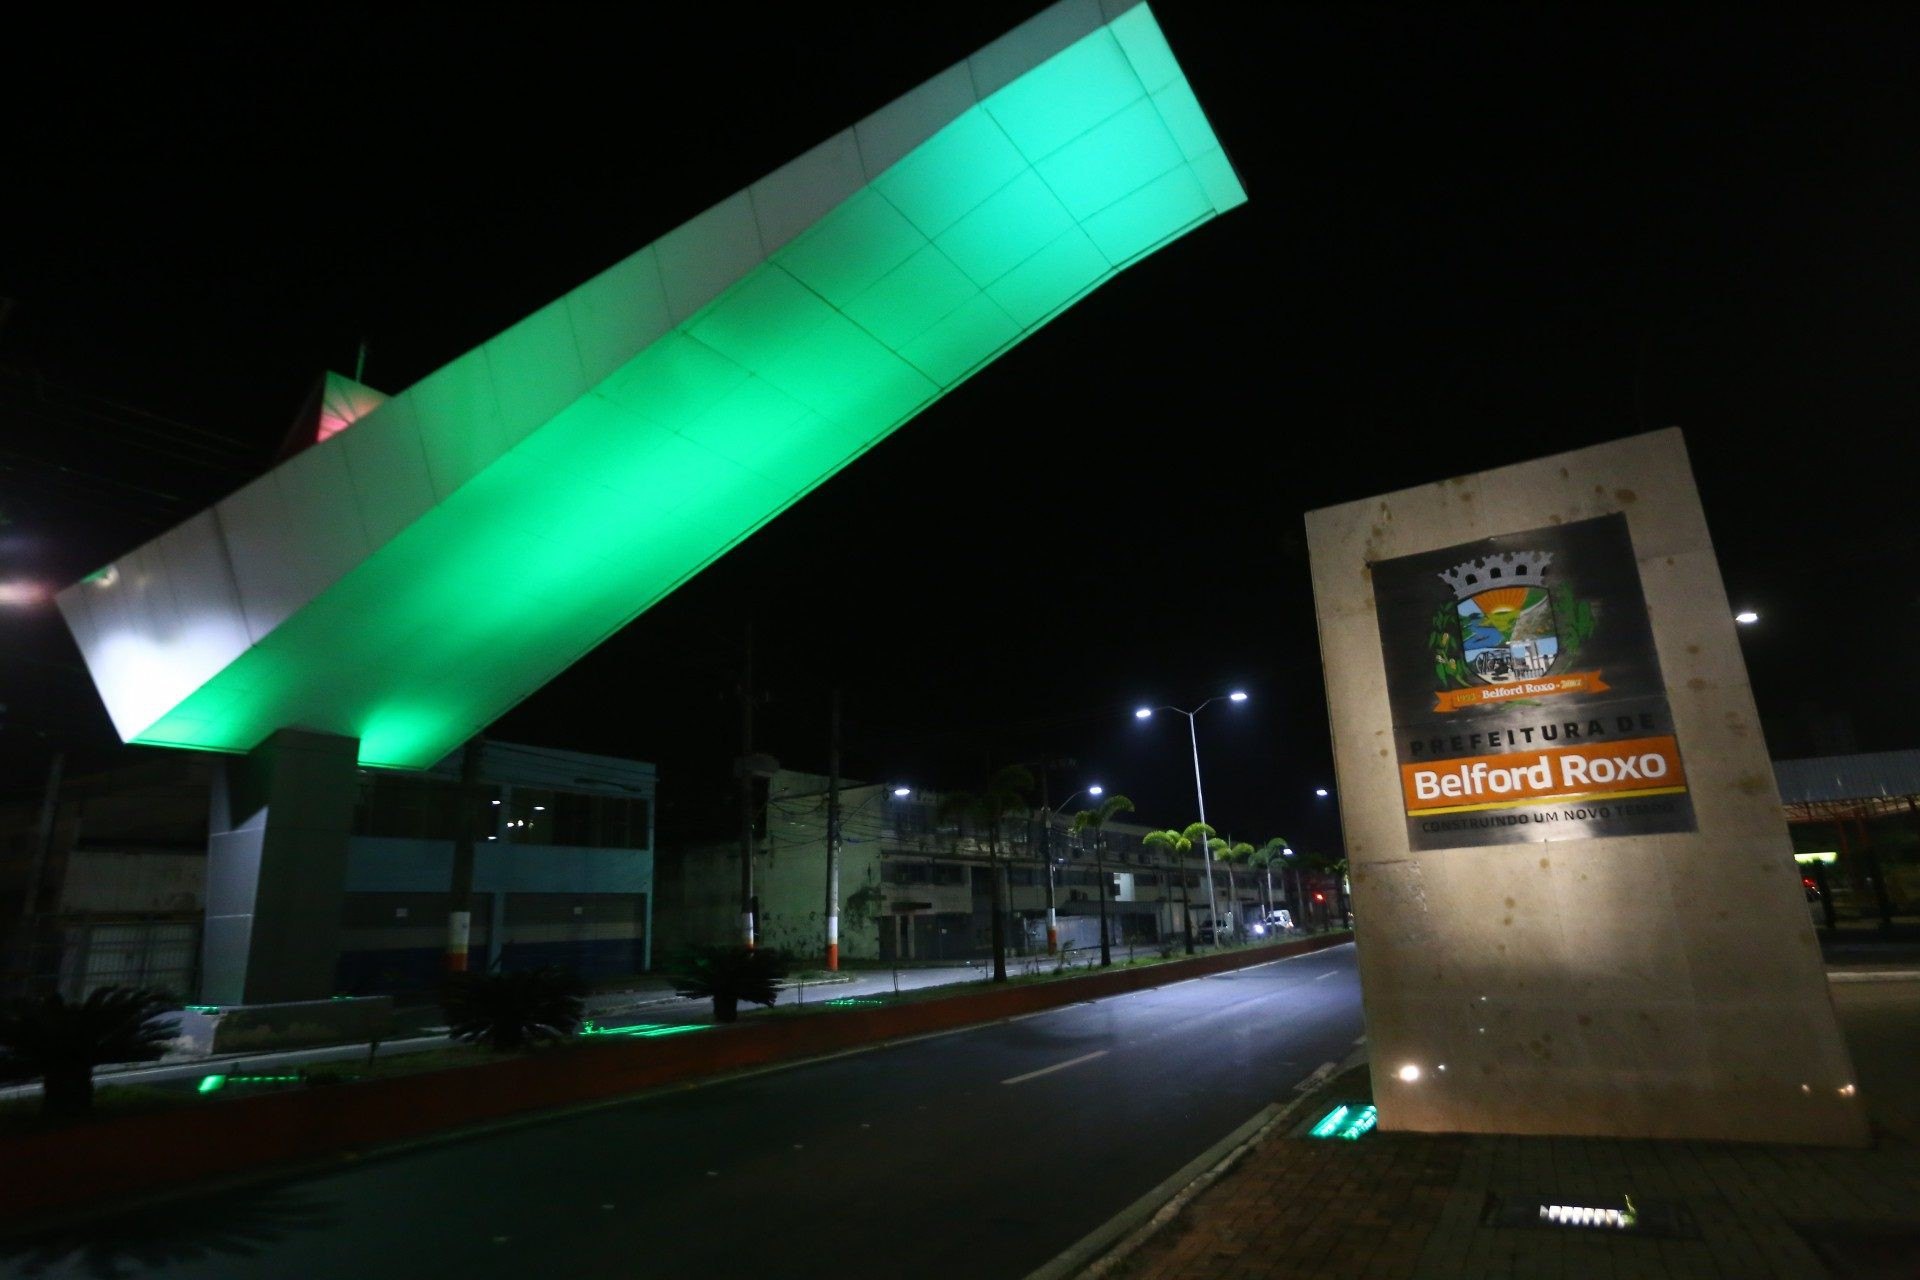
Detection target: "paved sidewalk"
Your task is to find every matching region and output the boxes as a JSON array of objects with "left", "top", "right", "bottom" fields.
[{"left": 1106, "top": 979, "right": 1920, "bottom": 1280}]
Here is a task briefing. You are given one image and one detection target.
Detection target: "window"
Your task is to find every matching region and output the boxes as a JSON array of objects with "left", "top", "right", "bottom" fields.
[{"left": 354, "top": 777, "right": 468, "bottom": 840}]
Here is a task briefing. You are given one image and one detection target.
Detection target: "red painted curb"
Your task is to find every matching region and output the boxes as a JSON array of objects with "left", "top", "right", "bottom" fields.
[{"left": 0, "top": 933, "right": 1350, "bottom": 1223}]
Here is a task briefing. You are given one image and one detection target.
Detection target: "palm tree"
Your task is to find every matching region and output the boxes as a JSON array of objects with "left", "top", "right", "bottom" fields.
[
  {"left": 0, "top": 986, "right": 179, "bottom": 1118},
  {"left": 1219, "top": 841, "right": 1254, "bottom": 937},
  {"left": 1072, "top": 794, "right": 1137, "bottom": 966},
  {"left": 1248, "top": 841, "right": 1276, "bottom": 924},
  {"left": 1142, "top": 828, "right": 1197, "bottom": 954},
  {"left": 939, "top": 765, "right": 1035, "bottom": 983},
  {"left": 1181, "top": 822, "right": 1219, "bottom": 944},
  {"left": 670, "top": 946, "right": 793, "bottom": 1022},
  {"left": 443, "top": 965, "right": 587, "bottom": 1048},
  {"left": 1254, "top": 837, "right": 1293, "bottom": 924}
]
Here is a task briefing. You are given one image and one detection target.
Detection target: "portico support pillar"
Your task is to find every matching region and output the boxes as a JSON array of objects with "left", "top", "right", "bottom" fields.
[{"left": 202, "top": 729, "right": 359, "bottom": 1005}]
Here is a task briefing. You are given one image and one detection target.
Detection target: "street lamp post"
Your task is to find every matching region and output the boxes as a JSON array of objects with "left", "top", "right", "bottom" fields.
[
  {"left": 1041, "top": 785, "right": 1102, "bottom": 954},
  {"left": 1136, "top": 691, "right": 1247, "bottom": 947}
]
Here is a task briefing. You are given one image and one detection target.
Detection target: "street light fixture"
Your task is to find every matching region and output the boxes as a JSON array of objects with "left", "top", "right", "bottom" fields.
[
  {"left": 1134, "top": 690, "right": 1249, "bottom": 945},
  {"left": 0, "top": 582, "right": 48, "bottom": 608},
  {"left": 892, "top": 786, "right": 912, "bottom": 797},
  {"left": 1314, "top": 788, "right": 1329, "bottom": 798},
  {"left": 1734, "top": 610, "right": 1759, "bottom": 625}
]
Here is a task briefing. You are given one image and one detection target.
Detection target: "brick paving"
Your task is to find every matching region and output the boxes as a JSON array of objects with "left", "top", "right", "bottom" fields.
[{"left": 1107, "top": 1067, "right": 1920, "bottom": 1280}]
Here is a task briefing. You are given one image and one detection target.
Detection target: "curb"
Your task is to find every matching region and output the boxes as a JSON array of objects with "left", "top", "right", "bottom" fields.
[
  {"left": 1826, "top": 970, "right": 1920, "bottom": 983},
  {"left": 1028, "top": 1044, "right": 1371, "bottom": 1280}
]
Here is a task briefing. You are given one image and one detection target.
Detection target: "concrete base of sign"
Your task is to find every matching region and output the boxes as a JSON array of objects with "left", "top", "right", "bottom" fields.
[{"left": 1305, "top": 429, "right": 1866, "bottom": 1146}]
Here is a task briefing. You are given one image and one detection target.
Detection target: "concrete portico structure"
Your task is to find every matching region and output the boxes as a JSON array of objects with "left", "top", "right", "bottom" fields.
[
  {"left": 1307, "top": 429, "right": 1866, "bottom": 1146},
  {"left": 50, "top": 1, "right": 1244, "bottom": 1002},
  {"left": 55, "top": 0, "right": 1243, "bottom": 775}
]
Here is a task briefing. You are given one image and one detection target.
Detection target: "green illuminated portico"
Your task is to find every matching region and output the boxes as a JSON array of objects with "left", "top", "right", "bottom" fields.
[
  {"left": 60, "top": 0, "right": 1243, "bottom": 773},
  {"left": 56, "top": 0, "right": 1244, "bottom": 1001}
]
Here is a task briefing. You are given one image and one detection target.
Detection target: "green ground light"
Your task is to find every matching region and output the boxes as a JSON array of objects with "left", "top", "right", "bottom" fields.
[
  {"left": 581, "top": 1021, "right": 710, "bottom": 1038},
  {"left": 59, "top": 1, "right": 1244, "bottom": 770},
  {"left": 1307, "top": 1103, "right": 1378, "bottom": 1140},
  {"left": 197, "top": 1073, "right": 304, "bottom": 1094}
]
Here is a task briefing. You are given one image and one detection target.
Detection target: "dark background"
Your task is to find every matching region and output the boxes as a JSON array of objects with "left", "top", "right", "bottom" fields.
[{"left": 4, "top": 2, "right": 1918, "bottom": 848}]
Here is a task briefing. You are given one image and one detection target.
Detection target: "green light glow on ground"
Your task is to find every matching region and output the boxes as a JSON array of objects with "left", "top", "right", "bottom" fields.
[
  {"left": 65, "top": 2, "right": 1244, "bottom": 769},
  {"left": 581, "top": 1020, "right": 711, "bottom": 1038},
  {"left": 824, "top": 997, "right": 886, "bottom": 1007},
  {"left": 1307, "top": 1104, "right": 1378, "bottom": 1140},
  {"left": 196, "top": 1072, "right": 304, "bottom": 1093}
]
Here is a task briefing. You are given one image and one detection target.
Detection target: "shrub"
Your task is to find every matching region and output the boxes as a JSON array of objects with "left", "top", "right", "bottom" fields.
[
  {"left": 0, "top": 987, "right": 180, "bottom": 1118},
  {"left": 669, "top": 946, "right": 791, "bottom": 1023},
  {"left": 440, "top": 966, "right": 585, "bottom": 1051}
]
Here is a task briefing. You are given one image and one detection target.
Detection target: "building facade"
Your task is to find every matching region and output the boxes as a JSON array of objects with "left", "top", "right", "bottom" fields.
[
  {"left": 3, "top": 740, "right": 656, "bottom": 1001},
  {"left": 657, "top": 770, "right": 1336, "bottom": 964}
]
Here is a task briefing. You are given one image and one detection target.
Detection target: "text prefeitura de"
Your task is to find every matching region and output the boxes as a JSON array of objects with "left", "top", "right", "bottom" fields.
[{"left": 1407, "top": 711, "right": 1662, "bottom": 757}]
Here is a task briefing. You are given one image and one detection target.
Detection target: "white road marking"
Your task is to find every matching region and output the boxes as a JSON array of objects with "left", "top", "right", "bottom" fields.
[
  {"left": 1315, "top": 971, "right": 1336, "bottom": 981},
  {"left": 1353, "top": 1035, "right": 1367, "bottom": 1046},
  {"left": 1001, "top": 1049, "right": 1109, "bottom": 1086}
]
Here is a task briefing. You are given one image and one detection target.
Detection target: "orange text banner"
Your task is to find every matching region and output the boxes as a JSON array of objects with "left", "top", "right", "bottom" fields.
[
  {"left": 1401, "top": 733, "right": 1686, "bottom": 815},
  {"left": 1432, "top": 670, "right": 1610, "bottom": 713}
]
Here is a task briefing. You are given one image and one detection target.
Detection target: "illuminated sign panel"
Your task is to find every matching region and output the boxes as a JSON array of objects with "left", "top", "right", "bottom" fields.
[
  {"left": 57, "top": 0, "right": 1244, "bottom": 769},
  {"left": 1370, "top": 514, "right": 1697, "bottom": 850}
]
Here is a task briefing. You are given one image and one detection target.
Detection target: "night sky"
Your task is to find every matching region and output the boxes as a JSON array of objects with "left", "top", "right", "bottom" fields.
[{"left": 4, "top": 3, "right": 1918, "bottom": 847}]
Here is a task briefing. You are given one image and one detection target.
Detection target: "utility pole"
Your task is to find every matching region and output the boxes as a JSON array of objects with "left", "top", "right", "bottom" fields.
[
  {"left": 1039, "top": 771, "right": 1058, "bottom": 954},
  {"left": 10, "top": 750, "right": 64, "bottom": 989},
  {"left": 1190, "top": 716, "right": 1221, "bottom": 945},
  {"left": 1094, "top": 825, "right": 1111, "bottom": 967},
  {"left": 738, "top": 624, "right": 756, "bottom": 949},
  {"left": 445, "top": 737, "right": 483, "bottom": 973},
  {"left": 1025, "top": 757, "right": 1076, "bottom": 955},
  {"left": 825, "top": 688, "right": 842, "bottom": 970}
]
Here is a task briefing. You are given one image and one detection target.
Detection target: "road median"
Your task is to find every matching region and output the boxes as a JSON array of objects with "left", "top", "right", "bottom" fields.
[{"left": 0, "top": 932, "right": 1352, "bottom": 1225}]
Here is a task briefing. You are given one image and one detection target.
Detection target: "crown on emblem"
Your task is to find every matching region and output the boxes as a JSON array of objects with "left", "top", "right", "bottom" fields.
[{"left": 1438, "top": 551, "right": 1553, "bottom": 600}]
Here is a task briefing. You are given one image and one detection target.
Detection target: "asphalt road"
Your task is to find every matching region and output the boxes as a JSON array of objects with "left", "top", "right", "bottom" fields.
[{"left": 1, "top": 943, "right": 1364, "bottom": 1280}]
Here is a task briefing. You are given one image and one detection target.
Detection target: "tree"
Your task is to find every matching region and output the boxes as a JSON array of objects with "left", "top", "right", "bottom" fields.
[
  {"left": 938, "top": 765, "right": 1035, "bottom": 983},
  {"left": 1073, "top": 794, "right": 1137, "bottom": 966},
  {"left": 1219, "top": 841, "right": 1255, "bottom": 937},
  {"left": 1248, "top": 841, "right": 1277, "bottom": 922},
  {"left": 1142, "top": 828, "right": 1197, "bottom": 954},
  {"left": 1182, "top": 822, "right": 1219, "bottom": 944},
  {"left": 670, "top": 946, "right": 793, "bottom": 1023},
  {"left": 0, "top": 986, "right": 178, "bottom": 1118},
  {"left": 1296, "top": 849, "right": 1352, "bottom": 930},
  {"left": 442, "top": 966, "right": 586, "bottom": 1049},
  {"left": 1253, "top": 838, "right": 1294, "bottom": 924}
]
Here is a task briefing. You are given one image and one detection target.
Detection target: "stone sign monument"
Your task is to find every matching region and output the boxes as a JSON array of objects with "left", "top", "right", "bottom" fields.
[{"left": 1305, "top": 428, "right": 1865, "bottom": 1145}]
